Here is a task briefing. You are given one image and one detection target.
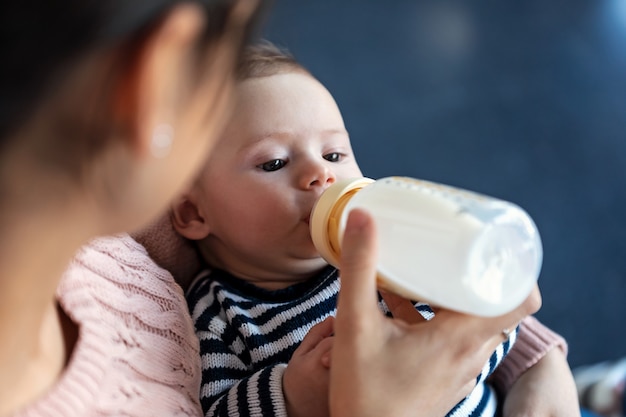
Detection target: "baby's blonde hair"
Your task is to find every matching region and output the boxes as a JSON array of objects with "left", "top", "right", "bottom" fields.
[{"left": 236, "top": 40, "right": 310, "bottom": 80}]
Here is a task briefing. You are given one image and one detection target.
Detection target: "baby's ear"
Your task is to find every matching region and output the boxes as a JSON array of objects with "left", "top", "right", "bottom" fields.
[{"left": 171, "top": 194, "right": 211, "bottom": 240}]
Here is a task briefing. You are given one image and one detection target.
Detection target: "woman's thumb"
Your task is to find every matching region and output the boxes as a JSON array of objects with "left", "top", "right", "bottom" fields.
[{"left": 336, "top": 209, "right": 380, "bottom": 331}]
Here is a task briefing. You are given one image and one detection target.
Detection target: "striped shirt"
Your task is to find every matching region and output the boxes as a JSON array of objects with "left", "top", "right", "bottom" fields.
[{"left": 187, "top": 265, "right": 517, "bottom": 417}]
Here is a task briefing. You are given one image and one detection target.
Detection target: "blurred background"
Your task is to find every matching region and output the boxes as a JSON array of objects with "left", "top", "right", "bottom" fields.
[{"left": 264, "top": 0, "right": 626, "bottom": 368}]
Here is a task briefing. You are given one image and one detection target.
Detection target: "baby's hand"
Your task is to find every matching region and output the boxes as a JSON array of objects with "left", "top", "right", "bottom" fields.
[{"left": 283, "top": 317, "right": 334, "bottom": 417}]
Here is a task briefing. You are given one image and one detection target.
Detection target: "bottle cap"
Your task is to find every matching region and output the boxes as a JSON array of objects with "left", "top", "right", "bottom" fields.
[{"left": 310, "top": 177, "right": 375, "bottom": 267}]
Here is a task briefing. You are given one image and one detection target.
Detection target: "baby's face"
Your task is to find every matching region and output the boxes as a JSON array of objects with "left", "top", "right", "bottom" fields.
[{"left": 195, "top": 71, "right": 362, "bottom": 289}]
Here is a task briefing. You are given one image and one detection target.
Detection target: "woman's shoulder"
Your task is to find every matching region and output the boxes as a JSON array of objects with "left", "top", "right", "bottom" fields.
[{"left": 13, "top": 234, "right": 203, "bottom": 417}]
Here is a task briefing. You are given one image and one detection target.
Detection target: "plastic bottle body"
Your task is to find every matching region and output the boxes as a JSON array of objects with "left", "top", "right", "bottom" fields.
[{"left": 310, "top": 176, "right": 542, "bottom": 317}]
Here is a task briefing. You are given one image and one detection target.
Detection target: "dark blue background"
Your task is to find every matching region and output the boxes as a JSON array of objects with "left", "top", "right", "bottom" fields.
[{"left": 264, "top": 0, "right": 626, "bottom": 368}]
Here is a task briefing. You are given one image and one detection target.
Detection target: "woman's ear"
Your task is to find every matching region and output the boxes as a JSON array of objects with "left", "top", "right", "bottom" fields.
[
  {"left": 171, "top": 194, "right": 212, "bottom": 240},
  {"left": 112, "top": 4, "right": 207, "bottom": 158}
]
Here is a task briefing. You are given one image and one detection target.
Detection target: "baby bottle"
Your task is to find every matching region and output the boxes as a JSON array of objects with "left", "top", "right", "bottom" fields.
[{"left": 309, "top": 176, "right": 542, "bottom": 316}]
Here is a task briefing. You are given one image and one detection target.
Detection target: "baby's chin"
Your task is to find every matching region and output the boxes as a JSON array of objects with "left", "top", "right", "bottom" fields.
[{"left": 288, "top": 255, "right": 329, "bottom": 278}]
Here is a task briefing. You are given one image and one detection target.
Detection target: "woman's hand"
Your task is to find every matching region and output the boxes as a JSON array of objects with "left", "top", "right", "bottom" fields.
[
  {"left": 502, "top": 348, "right": 581, "bottom": 417},
  {"left": 329, "top": 209, "right": 542, "bottom": 417}
]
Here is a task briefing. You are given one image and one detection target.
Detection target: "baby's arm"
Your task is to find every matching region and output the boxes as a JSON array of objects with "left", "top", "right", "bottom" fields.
[
  {"left": 196, "top": 318, "right": 333, "bottom": 417},
  {"left": 196, "top": 328, "right": 289, "bottom": 417},
  {"left": 489, "top": 316, "right": 580, "bottom": 416}
]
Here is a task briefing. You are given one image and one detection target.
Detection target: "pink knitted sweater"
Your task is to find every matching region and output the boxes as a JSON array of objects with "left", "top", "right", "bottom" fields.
[
  {"left": 13, "top": 234, "right": 202, "bottom": 417},
  {"left": 12, "top": 223, "right": 567, "bottom": 416}
]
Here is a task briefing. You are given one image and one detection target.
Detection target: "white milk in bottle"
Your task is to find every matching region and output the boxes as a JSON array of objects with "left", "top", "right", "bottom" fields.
[{"left": 309, "top": 176, "right": 542, "bottom": 316}]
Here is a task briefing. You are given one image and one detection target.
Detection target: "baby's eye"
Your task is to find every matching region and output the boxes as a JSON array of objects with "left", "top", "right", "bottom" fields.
[
  {"left": 258, "top": 159, "right": 286, "bottom": 172},
  {"left": 324, "top": 152, "right": 342, "bottom": 162}
]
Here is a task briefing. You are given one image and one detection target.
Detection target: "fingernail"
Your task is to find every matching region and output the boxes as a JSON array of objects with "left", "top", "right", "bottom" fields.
[{"left": 346, "top": 209, "right": 368, "bottom": 232}]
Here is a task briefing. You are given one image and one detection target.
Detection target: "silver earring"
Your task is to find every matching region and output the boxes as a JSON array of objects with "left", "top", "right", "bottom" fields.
[{"left": 150, "top": 124, "right": 173, "bottom": 158}]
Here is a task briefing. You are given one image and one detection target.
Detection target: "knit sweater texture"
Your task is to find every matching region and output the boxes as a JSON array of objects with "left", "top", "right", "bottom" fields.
[{"left": 13, "top": 234, "right": 203, "bottom": 417}]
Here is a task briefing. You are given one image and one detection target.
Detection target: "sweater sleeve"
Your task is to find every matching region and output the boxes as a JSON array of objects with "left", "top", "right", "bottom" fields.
[
  {"left": 489, "top": 315, "right": 568, "bottom": 394},
  {"left": 188, "top": 276, "right": 289, "bottom": 417},
  {"left": 197, "top": 328, "right": 288, "bottom": 417}
]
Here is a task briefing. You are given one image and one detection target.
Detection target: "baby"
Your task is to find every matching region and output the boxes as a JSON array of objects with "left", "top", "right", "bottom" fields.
[{"left": 173, "top": 41, "right": 564, "bottom": 417}]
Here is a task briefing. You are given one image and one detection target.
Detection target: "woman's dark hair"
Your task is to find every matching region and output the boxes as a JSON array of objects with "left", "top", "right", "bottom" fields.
[{"left": 0, "top": 0, "right": 269, "bottom": 145}]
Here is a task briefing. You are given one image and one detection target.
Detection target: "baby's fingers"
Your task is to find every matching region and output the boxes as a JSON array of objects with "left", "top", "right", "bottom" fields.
[{"left": 296, "top": 316, "right": 334, "bottom": 355}]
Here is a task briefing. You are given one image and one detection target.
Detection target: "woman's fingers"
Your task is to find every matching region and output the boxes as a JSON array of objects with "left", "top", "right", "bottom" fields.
[
  {"left": 335, "top": 209, "right": 382, "bottom": 335},
  {"left": 479, "top": 284, "right": 542, "bottom": 340},
  {"left": 379, "top": 291, "right": 426, "bottom": 324},
  {"left": 518, "top": 284, "right": 542, "bottom": 316},
  {"left": 425, "top": 284, "right": 543, "bottom": 373}
]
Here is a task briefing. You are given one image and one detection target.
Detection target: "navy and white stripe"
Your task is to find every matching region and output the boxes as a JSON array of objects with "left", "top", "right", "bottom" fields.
[{"left": 187, "top": 265, "right": 517, "bottom": 417}]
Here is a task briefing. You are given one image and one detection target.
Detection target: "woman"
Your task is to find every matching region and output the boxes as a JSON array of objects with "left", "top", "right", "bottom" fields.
[{"left": 0, "top": 0, "right": 555, "bottom": 416}]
